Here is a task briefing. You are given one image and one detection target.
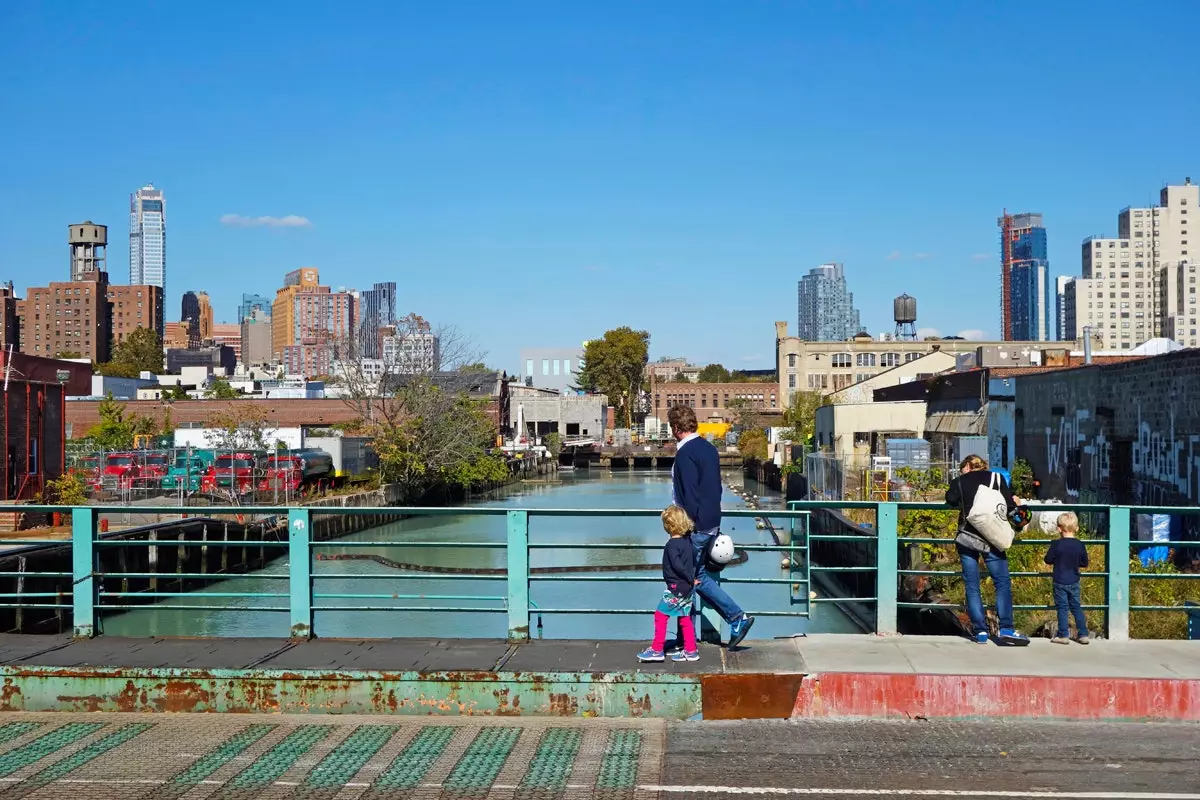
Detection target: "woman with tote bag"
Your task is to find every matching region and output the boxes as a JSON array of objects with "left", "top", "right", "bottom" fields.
[{"left": 944, "top": 455, "right": 1030, "bottom": 646}]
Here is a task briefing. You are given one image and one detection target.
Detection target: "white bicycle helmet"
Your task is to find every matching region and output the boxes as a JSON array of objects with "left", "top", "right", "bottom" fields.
[{"left": 708, "top": 533, "right": 736, "bottom": 565}]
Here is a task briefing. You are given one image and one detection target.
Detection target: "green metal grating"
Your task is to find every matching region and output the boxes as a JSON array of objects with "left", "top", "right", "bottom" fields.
[
  {"left": 0, "top": 723, "right": 43, "bottom": 748},
  {"left": 0, "top": 723, "right": 104, "bottom": 778},
  {"left": 596, "top": 730, "right": 641, "bottom": 790},
  {"left": 158, "top": 724, "right": 276, "bottom": 797},
  {"left": 520, "top": 728, "right": 582, "bottom": 790},
  {"left": 1, "top": 723, "right": 151, "bottom": 797},
  {"left": 220, "top": 724, "right": 332, "bottom": 794},
  {"left": 443, "top": 727, "right": 521, "bottom": 793},
  {"left": 373, "top": 725, "right": 456, "bottom": 790},
  {"left": 304, "top": 725, "right": 397, "bottom": 789}
]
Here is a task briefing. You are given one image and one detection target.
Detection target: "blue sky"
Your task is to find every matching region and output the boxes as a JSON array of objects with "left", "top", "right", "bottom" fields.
[{"left": 2, "top": 2, "right": 1198, "bottom": 372}]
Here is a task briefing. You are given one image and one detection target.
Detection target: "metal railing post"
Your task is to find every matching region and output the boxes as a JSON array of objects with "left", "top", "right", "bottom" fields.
[
  {"left": 288, "top": 508, "right": 313, "bottom": 640},
  {"left": 506, "top": 510, "right": 530, "bottom": 641},
  {"left": 71, "top": 506, "right": 97, "bottom": 638},
  {"left": 876, "top": 502, "right": 899, "bottom": 635},
  {"left": 1106, "top": 506, "right": 1131, "bottom": 641}
]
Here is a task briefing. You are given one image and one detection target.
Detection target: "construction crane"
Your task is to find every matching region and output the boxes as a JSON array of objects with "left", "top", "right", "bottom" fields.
[{"left": 999, "top": 210, "right": 1014, "bottom": 341}]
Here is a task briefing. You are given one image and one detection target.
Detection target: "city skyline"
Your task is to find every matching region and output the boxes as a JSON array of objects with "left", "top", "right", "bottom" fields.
[{"left": 3, "top": 3, "right": 1200, "bottom": 365}]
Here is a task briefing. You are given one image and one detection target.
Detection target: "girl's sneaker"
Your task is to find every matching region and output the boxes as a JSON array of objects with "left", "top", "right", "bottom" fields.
[
  {"left": 671, "top": 650, "right": 700, "bottom": 663},
  {"left": 637, "top": 648, "right": 665, "bottom": 662},
  {"left": 974, "top": 631, "right": 989, "bottom": 644},
  {"left": 998, "top": 629, "right": 1030, "bottom": 646}
]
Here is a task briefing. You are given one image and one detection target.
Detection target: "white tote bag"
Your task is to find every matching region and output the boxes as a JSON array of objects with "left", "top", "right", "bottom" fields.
[{"left": 966, "top": 472, "right": 1014, "bottom": 552}]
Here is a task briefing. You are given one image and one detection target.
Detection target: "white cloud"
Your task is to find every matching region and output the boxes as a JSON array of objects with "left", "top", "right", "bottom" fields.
[
  {"left": 886, "top": 250, "right": 903, "bottom": 261},
  {"left": 957, "top": 329, "right": 988, "bottom": 341},
  {"left": 970, "top": 253, "right": 991, "bottom": 262},
  {"left": 740, "top": 354, "right": 762, "bottom": 363},
  {"left": 916, "top": 327, "right": 941, "bottom": 340},
  {"left": 220, "top": 214, "right": 312, "bottom": 228},
  {"left": 913, "top": 252, "right": 933, "bottom": 261}
]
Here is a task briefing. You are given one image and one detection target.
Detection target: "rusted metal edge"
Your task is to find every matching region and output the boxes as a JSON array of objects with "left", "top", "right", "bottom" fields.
[{"left": 0, "top": 667, "right": 701, "bottom": 718}]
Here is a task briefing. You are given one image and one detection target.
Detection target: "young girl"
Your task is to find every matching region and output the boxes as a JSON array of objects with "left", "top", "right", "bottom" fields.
[{"left": 637, "top": 505, "right": 699, "bottom": 663}]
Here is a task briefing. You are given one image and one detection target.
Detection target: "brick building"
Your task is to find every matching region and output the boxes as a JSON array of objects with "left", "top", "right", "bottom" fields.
[
  {"left": 107, "top": 284, "right": 164, "bottom": 346},
  {"left": 0, "top": 283, "right": 18, "bottom": 352},
  {"left": 0, "top": 352, "right": 89, "bottom": 501},
  {"left": 650, "top": 381, "right": 780, "bottom": 418},
  {"left": 21, "top": 274, "right": 113, "bottom": 362}
]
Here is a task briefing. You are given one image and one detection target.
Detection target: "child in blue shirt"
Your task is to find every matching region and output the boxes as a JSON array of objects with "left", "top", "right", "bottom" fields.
[
  {"left": 1045, "top": 511, "right": 1090, "bottom": 644},
  {"left": 638, "top": 505, "right": 698, "bottom": 663}
]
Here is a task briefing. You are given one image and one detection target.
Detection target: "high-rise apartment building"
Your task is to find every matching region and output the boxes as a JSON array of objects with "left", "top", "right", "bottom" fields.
[
  {"left": 272, "top": 268, "right": 321, "bottom": 355},
  {"left": 108, "top": 285, "right": 164, "bottom": 347},
  {"left": 69, "top": 222, "right": 107, "bottom": 282},
  {"left": 1064, "top": 179, "right": 1198, "bottom": 348},
  {"left": 129, "top": 185, "right": 166, "bottom": 333},
  {"left": 180, "top": 290, "right": 200, "bottom": 343},
  {"left": 1054, "top": 276, "right": 1071, "bottom": 341},
  {"left": 1001, "top": 213, "right": 1052, "bottom": 341},
  {"left": 358, "top": 281, "right": 397, "bottom": 358},
  {"left": 238, "top": 293, "right": 271, "bottom": 323},
  {"left": 382, "top": 314, "right": 439, "bottom": 374},
  {"left": 22, "top": 272, "right": 112, "bottom": 362},
  {"left": 796, "top": 263, "right": 861, "bottom": 341}
]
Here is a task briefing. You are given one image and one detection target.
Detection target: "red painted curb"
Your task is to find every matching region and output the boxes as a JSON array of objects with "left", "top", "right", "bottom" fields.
[{"left": 791, "top": 672, "right": 1200, "bottom": 722}]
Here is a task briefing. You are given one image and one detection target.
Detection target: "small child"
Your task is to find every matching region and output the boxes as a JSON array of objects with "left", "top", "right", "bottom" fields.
[
  {"left": 637, "top": 505, "right": 699, "bottom": 663},
  {"left": 1044, "top": 511, "right": 1090, "bottom": 644}
]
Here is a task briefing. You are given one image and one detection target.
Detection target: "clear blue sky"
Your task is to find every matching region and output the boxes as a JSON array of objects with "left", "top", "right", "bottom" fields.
[{"left": 2, "top": 2, "right": 1198, "bottom": 372}]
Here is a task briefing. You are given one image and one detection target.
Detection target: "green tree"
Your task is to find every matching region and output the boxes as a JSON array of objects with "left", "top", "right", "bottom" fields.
[
  {"left": 204, "top": 405, "right": 272, "bottom": 451},
  {"left": 576, "top": 327, "right": 650, "bottom": 429},
  {"left": 781, "top": 390, "right": 826, "bottom": 446},
  {"left": 163, "top": 383, "right": 190, "bottom": 401},
  {"left": 544, "top": 431, "right": 563, "bottom": 458},
  {"left": 84, "top": 393, "right": 138, "bottom": 450},
  {"left": 736, "top": 428, "right": 768, "bottom": 460},
  {"left": 54, "top": 351, "right": 83, "bottom": 359},
  {"left": 43, "top": 471, "right": 89, "bottom": 505},
  {"left": 204, "top": 378, "right": 240, "bottom": 399},
  {"left": 697, "top": 363, "right": 731, "bottom": 383},
  {"left": 671, "top": 371, "right": 690, "bottom": 383},
  {"left": 100, "top": 327, "right": 164, "bottom": 377},
  {"left": 725, "top": 397, "right": 761, "bottom": 433}
]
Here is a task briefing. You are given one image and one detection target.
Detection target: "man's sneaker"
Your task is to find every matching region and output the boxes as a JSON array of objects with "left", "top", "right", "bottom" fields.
[
  {"left": 1051, "top": 636, "right": 1070, "bottom": 645},
  {"left": 1075, "top": 635, "right": 1090, "bottom": 645},
  {"left": 974, "top": 631, "right": 990, "bottom": 644},
  {"left": 671, "top": 650, "right": 700, "bottom": 663},
  {"left": 636, "top": 648, "right": 664, "bottom": 662},
  {"left": 728, "top": 615, "right": 755, "bottom": 649},
  {"left": 998, "top": 629, "right": 1030, "bottom": 646}
]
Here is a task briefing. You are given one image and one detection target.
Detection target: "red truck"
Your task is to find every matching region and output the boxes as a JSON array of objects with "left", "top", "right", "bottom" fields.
[
  {"left": 101, "top": 452, "right": 141, "bottom": 490},
  {"left": 203, "top": 452, "right": 264, "bottom": 495},
  {"left": 256, "top": 450, "right": 334, "bottom": 495}
]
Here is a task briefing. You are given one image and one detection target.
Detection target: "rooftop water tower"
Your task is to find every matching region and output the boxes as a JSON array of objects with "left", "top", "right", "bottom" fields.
[{"left": 894, "top": 293, "right": 917, "bottom": 340}]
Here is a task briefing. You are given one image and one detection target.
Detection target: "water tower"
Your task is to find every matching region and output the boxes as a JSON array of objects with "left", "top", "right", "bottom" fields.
[{"left": 894, "top": 293, "right": 917, "bottom": 340}]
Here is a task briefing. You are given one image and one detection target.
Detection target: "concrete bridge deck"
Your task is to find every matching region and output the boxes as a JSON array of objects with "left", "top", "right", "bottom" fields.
[{"left": 1, "top": 634, "right": 1198, "bottom": 721}]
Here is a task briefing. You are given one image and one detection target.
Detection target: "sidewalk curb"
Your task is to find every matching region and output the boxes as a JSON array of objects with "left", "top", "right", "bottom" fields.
[{"left": 790, "top": 672, "right": 1200, "bottom": 722}]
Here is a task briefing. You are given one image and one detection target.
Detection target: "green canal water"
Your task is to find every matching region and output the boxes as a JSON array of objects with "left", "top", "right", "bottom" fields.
[{"left": 102, "top": 471, "right": 863, "bottom": 640}]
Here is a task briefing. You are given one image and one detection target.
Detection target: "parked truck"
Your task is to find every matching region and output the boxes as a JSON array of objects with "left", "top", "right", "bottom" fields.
[
  {"left": 304, "top": 436, "right": 378, "bottom": 486},
  {"left": 257, "top": 449, "right": 334, "bottom": 494}
]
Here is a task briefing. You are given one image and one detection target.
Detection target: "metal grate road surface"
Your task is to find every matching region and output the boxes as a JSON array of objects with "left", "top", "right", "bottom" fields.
[{"left": 0, "top": 713, "right": 664, "bottom": 800}]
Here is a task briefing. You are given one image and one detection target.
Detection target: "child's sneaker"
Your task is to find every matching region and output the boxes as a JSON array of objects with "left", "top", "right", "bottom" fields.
[
  {"left": 671, "top": 650, "right": 700, "bottom": 663},
  {"left": 998, "top": 629, "right": 1030, "bottom": 646},
  {"left": 1051, "top": 636, "right": 1070, "bottom": 645},
  {"left": 973, "top": 631, "right": 989, "bottom": 644},
  {"left": 636, "top": 648, "right": 665, "bottom": 662}
]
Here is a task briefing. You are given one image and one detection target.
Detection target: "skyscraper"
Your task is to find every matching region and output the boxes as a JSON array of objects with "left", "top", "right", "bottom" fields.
[
  {"left": 238, "top": 293, "right": 272, "bottom": 323},
  {"left": 796, "top": 263, "right": 861, "bottom": 341},
  {"left": 129, "top": 184, "right": 166, "bottom": 334},
  {"left": 1054, "top": 276, "right": 1072, "bottom": 341},
  {"left": 1000, "top": 212, "right": 1051, "bottom": 341},
  {"left": 358, "top": 281, "right": 397, "bottom": 358}
]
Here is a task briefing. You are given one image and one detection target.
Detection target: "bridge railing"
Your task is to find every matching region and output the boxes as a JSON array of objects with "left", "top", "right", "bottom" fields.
[{"left": 1, "top": 502, "right": 1198, "bottom": 641}]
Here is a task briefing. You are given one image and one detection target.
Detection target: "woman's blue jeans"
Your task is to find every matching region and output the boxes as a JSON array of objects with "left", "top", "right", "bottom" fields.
[{"left": 958, "top": 546, "right": 1013, "bottom": 634}]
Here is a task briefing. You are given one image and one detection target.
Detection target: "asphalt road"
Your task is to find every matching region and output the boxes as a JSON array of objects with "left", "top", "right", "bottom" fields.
[{"left": 662, "top": 719, "right": 1200, "bottom": 798}]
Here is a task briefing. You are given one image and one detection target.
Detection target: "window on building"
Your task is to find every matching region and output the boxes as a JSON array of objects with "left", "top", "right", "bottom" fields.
[
  {"left": 563, "top": 359, "right": 571, "bottom": 375},
  {"left": 552, "top": 360, "right": 560, "bottom": 376},
  {"left": 807, "top": 374, "right": 828, "bottom": 390},
  {"left": 788, "top": 374, "right": 795, "bottom": 388},
  {"left": 856, "top": 353, "right": 876, "bottom": 367},
  {"left": 787, "top": 354, "right": 797, "bottom": 367},
  {"left": 831, "top": 353, "right": 852, "bottom": 368},
  {"left": 542, "top": 359, "right": 549, "bottom": 376},
  {"left": 880, "top": 352, "right": 901, "bottom": 368}
]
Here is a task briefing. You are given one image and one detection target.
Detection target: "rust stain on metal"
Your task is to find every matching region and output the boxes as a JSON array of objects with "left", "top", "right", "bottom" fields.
[
  {"left": 547, "top": 692, "right": 578, "bottom": 716},
  {"left": 626, "top": 692, "right": 651, "bottom": 717},
  {"left": 0, "top": 679, "right": 22, "bottom": 711},
  {"left": 701, "top": 672, "right": 807, "bottom": 720}
]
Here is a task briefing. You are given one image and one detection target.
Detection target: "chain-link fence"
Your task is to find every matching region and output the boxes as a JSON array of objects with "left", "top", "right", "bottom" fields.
[{"left": 805, "top": 453, "right": 959, "bottom": 502}]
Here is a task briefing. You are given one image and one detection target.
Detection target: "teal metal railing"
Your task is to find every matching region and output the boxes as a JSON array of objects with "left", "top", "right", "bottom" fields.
[{"left": 0, "top": 501, "right": 1197, "bottom": 641}]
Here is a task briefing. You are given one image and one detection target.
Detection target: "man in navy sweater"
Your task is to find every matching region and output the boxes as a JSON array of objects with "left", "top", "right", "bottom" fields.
[{"left": 668, "top": 406, "right": 755, "bottom": 649}]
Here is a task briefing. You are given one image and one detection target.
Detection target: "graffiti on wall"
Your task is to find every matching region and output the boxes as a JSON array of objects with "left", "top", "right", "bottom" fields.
[
  {"left": 1132, "top": 403, "right": 1200, "bottom": 505},
  {"left": 1043, "top": 407, "right": 1110, "bottom": 500}
]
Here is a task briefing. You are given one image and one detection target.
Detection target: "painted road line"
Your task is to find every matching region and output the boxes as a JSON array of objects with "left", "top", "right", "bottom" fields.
[
  {"left": 212, "top": 724, "right": 333, "bottom": 798},
  {"left": 0, "top": 723, "right": 151, "bottom": 798},
  {"left": 0, "top": 723, "right": 104, "bottom": 778},
  {"left": 639, "top": 787, "right": 1200, "bottom": 799},
  {"left": 442, "top": 727, "right": 522, "bottom": 794},
  {"left": 303, "top": 725, "right": 398, "bottom": 791}
]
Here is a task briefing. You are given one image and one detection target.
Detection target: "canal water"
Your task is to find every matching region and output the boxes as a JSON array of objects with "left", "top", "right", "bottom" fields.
[{"left": 103, "top": 471, "right": 863, "bottom": 640}]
